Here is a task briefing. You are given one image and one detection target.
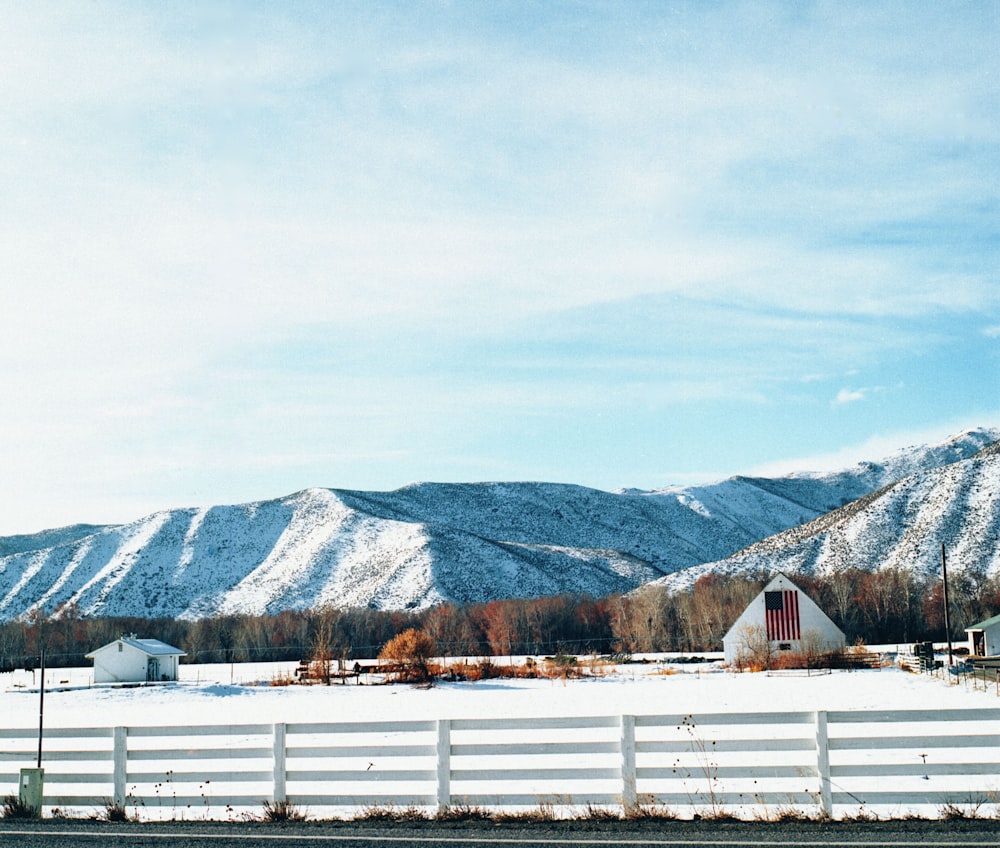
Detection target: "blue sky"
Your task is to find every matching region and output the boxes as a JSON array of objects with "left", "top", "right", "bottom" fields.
[{"left": 1, "top": 2, "right": 998, "bottom": 535}]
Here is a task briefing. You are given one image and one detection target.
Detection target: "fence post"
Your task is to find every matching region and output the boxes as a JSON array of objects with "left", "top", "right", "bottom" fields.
[
  {"left": 436, "top": 719, "right": 451, "bottom": 813},
  {"left": 815, "top": 710, "right": 831, "bottom": 818},
  {"left": 620, "top": 714, "right": 637, "bottom": 814},
  {"left": 113, "top": 727, "right": 127, "bottom": 808},
  {"left": 272, "top": 723, "right": 286, "bottom": 803}
]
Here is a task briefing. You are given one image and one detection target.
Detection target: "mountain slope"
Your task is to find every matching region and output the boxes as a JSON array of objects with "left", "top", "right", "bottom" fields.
[
  {"left": 0, "top": 428, "right": 997, "bottom": 620},
  {"left": 0, "top": 488, "right": 668, "bottom": 620},
  {"left": 654, "top": 439, "right": 1000, "bottom": 591},
  {"left": 0, "top": 524, "right": 107, "bottom": 558}
]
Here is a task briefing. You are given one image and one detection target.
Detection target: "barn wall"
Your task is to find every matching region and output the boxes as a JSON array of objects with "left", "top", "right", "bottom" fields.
[
  {"left": 722, "top": 575, "right": 845, "bottom": 666},
  {"left": 984, "top": 625, "right": 1000, "bottom": 657}
]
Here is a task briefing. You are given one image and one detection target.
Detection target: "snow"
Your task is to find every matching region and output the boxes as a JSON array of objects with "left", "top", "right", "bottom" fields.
[
  {"left": 658, "top": 445, "right": 1000, "bottom": 591},
  {"left": 4, "top": 658, "right": 998, "bottom": 822},
  {"left": 2, "top": 659, "right": 993, "bottom": 730},
  {"left": 2, "top": 428, "right": 998, "bottom": 620}
]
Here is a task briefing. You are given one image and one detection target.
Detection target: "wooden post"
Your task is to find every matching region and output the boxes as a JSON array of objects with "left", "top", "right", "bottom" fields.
[
  {"left": 272, "top": 723, "right": 287, "bottom": 803},
  {"left": 436, "top": 719, "right": 451, "bottom": 813},
  {"left": 815, "top": 711, "right": 831, "bottom": 818},
  {"left": 113, "top": 727, "right": 127, "bottom": 808},
  {"left": 620, "top": 714, "right": 637, "bottom": 814}
]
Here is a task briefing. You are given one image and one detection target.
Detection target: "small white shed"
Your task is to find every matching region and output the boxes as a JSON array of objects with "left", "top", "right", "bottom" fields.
[
  {"left": 966, "top": 613, "right": 1000, "bottom": 658},
  {"left": 86, "top": 635, "right": 186, "bottom": 684},
  {"left": 723, "top": 573, "right": 845, "bottom": 667}
]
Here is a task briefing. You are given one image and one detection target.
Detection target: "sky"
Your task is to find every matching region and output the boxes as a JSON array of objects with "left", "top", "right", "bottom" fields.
[{"left": 1, "top": 1, "right": 998, "bottom": 536}]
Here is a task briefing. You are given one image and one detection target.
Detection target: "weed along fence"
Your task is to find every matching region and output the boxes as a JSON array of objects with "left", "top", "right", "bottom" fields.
[{"left": 3, "top": 708, "right": 1000, "bottom": 820}]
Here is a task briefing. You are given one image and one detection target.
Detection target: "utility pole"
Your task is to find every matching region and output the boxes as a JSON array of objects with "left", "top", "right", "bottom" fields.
[
  {"left": 19, "top": 645, "right": 46, "bottom": 816},
  {"left": 942, "top": 543, "right": 954, "bottom": 668},
  {"left": 37, "top": 646, "right": 45, "bottom": 767}
]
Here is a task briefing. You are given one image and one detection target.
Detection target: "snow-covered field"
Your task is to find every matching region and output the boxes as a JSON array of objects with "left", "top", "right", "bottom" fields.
[
  {"left": 2, "top": 657, "right": 994, "bottom": 729},
  {"left": 4, "top": 658, "right": 1000, "bottom": 822}
]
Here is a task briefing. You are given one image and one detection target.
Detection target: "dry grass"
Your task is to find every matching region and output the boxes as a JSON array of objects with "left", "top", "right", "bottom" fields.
[
  {"left": 356, "top": 804, "right": 428, "bottom": 822},
  {"left": 492, "top": 803, "right": 558, "bottom": 823},
  {"left": 436, "top": 804, "right": 494, "bottom": 822},
  {"left": 260, "top": 799, "right": 308, "bottom": 822},
  {"left": 2, "top": 794, "right": 39, "bottom": 820},
  {"left": 756, "top": 806, "right": 817, "bottom": 823},
  {"left": 623, "top": 802, "right": 679, "bottom": 821},
  {"left": 99, "top": 801, "right": 134, "bottom": 823},
  {"left": 839, "top": 808, "right": 880, "bottom": 822}
]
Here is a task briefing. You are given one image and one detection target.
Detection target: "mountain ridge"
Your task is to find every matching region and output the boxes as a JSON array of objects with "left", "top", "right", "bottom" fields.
[
  {"left": 1, "top": 427, "right": 997, "bottom": 620},
  {"left": 653, "top": 435, "right": 1000, "bottom": 592}
]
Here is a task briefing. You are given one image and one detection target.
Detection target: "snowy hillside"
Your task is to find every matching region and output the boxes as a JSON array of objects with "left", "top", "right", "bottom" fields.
[
  {"left": 656, "top": 438, "right": 1000, "bottom": 591},
  {"left": 0, "top": 428, "right": 997, "bottom": 620},
  {"left": 0, "top": 524, "right": 106, "bottom": 558}
]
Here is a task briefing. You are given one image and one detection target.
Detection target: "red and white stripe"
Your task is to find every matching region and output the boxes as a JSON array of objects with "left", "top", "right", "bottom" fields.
[{"left": 766, "top": 590, "right": 801, "bottom": 641}]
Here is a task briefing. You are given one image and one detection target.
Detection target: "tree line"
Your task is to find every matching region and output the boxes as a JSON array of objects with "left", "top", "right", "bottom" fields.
[{"left": 2, "top": 566, "right": 998, "bottom": 671}]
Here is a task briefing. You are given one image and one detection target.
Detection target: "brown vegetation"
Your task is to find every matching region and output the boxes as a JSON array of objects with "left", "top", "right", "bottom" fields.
[
  {"left": 2, "top": 567, "right": 995, "bottom": 673},
  {"left": 378, "top": 627, "right": 437, "bottom": 683}
]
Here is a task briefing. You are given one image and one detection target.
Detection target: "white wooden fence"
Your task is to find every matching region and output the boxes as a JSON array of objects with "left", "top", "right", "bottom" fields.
[{"left": 3, "top": 708, "right": 1000, "bottom": 820}]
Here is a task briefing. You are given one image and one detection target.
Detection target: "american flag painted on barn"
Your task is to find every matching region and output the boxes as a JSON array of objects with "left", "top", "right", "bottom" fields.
[{"left": 764, "top": 589, "right": 800, "bottom": 641}]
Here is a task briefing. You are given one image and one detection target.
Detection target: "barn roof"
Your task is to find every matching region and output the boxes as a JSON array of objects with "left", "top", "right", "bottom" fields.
[{"left": 966, "top": 612, "right": 1000, "bottom": 632}]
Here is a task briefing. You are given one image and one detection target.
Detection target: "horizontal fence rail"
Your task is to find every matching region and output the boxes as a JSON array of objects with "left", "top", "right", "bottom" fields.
[{"left": 3, "top": 708, "right": 1000, "bottom": 820}]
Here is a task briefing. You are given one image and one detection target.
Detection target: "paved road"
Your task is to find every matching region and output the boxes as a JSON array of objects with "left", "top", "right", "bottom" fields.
[{"left": 3, "top": 820, "right": 1000, "bottom": 848}]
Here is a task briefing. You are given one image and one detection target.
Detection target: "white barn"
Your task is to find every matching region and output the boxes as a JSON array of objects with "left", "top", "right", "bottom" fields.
[
  {"left": 723, "top": 573, "right": 845, "bottom": 667},
  {"left": 86, "top": 636, "right": 186, "bottom": 684},
  {"left": 966, "top": 613, "right": 1000, "bottom": 658}
]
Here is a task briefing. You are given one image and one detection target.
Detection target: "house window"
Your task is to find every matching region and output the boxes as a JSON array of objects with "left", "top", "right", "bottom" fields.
[
  {"left": 118, "top": 643, "right": 123, "bottom": 652},
  {"left": 778, "top": 643, "right": 792, "bottom": 651}
]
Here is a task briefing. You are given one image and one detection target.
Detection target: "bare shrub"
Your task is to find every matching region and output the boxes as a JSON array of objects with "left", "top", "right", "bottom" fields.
[
  {"left": 732, "top": 623, "right": 774, "bottom": 671},
  {"left": 378, "top": 628, "right": 437, "bottom": 683},
  {"left": 541, "top": 654, "right": 582, "bottom": 679}
]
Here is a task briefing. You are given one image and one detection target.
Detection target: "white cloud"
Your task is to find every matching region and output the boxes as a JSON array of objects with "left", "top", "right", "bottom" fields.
[
  {"left": 0, "top": 4, "right": 997, "bottom": 535},
  {"left": 834, "top": 388, "right": 868, "bottom": 406}
]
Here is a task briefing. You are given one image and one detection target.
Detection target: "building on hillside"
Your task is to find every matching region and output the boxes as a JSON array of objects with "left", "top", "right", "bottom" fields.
[
  {"left": 723, "top": 573, "right": 845, "bottom": 667},
  {"left": 86, "top": 635, "right": 186, "bottom": 684},
  {"left": 965, "top": 614, "right": 1000, "bottom": 658}
]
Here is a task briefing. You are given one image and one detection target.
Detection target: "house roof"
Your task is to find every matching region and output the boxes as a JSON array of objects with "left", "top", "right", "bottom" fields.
[
  {"left": 122, "top": 637, "right": 185, "bottom": 656},
  {"left": 86, "top": 636, "right": 186, "bottom": 659},
  {"left": 966, "top": 612, "right": 1000, "bottom": 632}
]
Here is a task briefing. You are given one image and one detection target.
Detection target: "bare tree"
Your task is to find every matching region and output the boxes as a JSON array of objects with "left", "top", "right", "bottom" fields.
[{"left": 732, "top": 622, "right": 774, "bottom": 671}]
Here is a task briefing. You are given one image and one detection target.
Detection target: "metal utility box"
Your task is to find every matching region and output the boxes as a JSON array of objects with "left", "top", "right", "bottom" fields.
[{"left": 19, "top": 767, "right": 44, "bottom": 815}]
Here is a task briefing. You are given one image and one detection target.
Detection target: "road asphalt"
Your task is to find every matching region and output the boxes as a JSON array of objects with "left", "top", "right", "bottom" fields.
[{"left": 3, "top": 818, "right": 1000, "bottom": 848}]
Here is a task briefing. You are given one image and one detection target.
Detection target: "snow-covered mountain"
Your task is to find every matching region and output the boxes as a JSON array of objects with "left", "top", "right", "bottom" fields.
[
  {"left": 0, "top": 428, "right": 997, "bottom": 620},
  {"left": 0, "top": 524, "right": 105, "bottom": 559},
  {"left": 654, "top": 437, "right": 1000, "bottom": 592}
]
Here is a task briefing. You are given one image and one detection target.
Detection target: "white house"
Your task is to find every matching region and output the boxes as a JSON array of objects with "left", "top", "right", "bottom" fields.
[
  {"left": 86, "top": 635, "right": 186, "bottom": 684},
  {"left": 966, "top": 613, "right": 1000, "bottom": 658},
  {"left": 723, "top": 573, "right": 845, "bottom": 666}
]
